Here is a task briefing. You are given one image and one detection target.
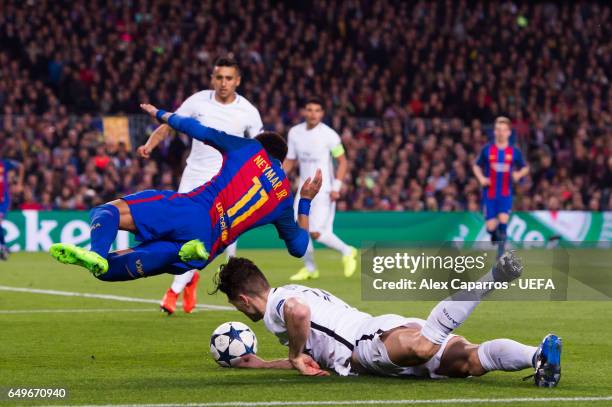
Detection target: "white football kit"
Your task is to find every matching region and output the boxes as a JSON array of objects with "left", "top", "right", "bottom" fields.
[
  {"left": 170, "top": 90, "right": 262, "bottom": 293},
  {"left": 264, "top": 285, "right": 456, "bottom": 378},
  {"left": 286, "top": 122, "right": 343, "bottom": 234},
  {"left": 175, "top": 89, "right": 263, "bottom": 190}
]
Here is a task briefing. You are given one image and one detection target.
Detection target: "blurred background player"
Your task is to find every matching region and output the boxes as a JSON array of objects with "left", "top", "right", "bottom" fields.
[
  {"left": 137, "top": 57, "right": 263, "bottom": 314},
  {"left": 473, "top": 117, "right": 529, "bottom": 258},
  {"left": 0, "top": 158, "right": 24, "bottom": 260},
  {"left": 283, "top": 97, "right": 357, "bottom": 281}
]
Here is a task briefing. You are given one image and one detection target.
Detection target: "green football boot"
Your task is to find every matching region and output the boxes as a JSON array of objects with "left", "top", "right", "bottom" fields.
[
  {"left": 49, "top": 243, "right": 108, "bottom": 277},
  {"left": 179, "top": 240, "right": 209, "bottom": 262},
  {"left": 289, "top": 267, "right": 320, "bottom": 281}
]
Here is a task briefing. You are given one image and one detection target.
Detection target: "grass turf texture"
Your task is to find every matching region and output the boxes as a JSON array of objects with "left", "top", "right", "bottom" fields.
[{"left": 0, "top": 250, "right": 611, "bottom": 406}]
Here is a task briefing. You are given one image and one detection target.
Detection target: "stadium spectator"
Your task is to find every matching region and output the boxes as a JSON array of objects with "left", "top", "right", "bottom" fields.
[{"left": 0, "top": 0, "right": 609, "bottom": 211}]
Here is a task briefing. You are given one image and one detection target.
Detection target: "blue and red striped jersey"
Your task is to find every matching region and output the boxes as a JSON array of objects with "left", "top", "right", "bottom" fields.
[
  {"left": 164, "top": 113, "right": 308, "bottom": 261},
  {"left": 476, "top": 143, "right": 526, "bottom": 198}
]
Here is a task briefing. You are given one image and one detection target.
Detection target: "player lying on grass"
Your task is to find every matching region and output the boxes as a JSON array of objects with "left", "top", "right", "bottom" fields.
[
  {"left": 49, "top": 104, "right": 322, "bottom": 283},
  {"left": 213, "top": 252, "right": 562, "bottom": 387}
]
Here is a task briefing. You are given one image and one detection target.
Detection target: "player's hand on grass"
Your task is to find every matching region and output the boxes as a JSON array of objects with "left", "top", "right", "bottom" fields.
[
  {"left": 234, "top": 354, "right": 266, "bottom": 369},
  {"left": 300, "top": 169, "right": 322, "bottom": 200},
  {"left": 140, "top": 103, "right": 159, "bottom": 118},
  {"left": 137, "top": 145, "right": 152, "bottom": 159},
  {"left": 290, "top": 354, "right": 330, "bottom": 376}
]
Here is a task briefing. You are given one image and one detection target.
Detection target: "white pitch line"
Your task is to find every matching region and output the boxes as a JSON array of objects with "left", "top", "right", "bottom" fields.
[
  {"left": 0, "top": 285, "right": 234, "bottom": 311},
  {"left": 45, "top": 396, "right": 612, "bottom": 407},
  {"left": 0, "top": 308, "right": 162, "bottom": 314}
]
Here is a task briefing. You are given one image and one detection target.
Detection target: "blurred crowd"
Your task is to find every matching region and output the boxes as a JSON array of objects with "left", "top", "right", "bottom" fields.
[{"left": 0, "top": 0, "right": 610, "bottom": 211}]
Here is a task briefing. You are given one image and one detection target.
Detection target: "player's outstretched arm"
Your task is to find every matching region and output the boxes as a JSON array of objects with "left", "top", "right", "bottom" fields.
[
  {"left": 233, "top": 354, "right": 293, "bottom": 369},
  {"left": 283, "top": 298, "right": 330, "bottom": 376},
  {"left": 139, "top": 103, "right": 246, "bottom": 152}
]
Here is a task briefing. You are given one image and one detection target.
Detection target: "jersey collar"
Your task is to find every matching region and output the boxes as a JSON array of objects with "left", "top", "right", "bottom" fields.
[{"left": 211, "top": 90, "right": 240, "bottom": 106}]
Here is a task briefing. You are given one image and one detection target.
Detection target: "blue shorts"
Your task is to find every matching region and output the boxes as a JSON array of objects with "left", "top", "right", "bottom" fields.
[
  {"left": 122, "top": 189, "right": 212, "bottom": 248},
  {"left": 482, "top": 196, "right": 512, "bottom": 220}
]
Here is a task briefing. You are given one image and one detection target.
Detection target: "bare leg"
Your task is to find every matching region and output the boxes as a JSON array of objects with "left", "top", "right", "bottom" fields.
[
  {"left": 434, "top": 336, "right": 485, "bottom": 377},
  {"left": 380, "top": 325, "right": 440, "bottom": 366},
  {"left": 435, "top": 336, "right": 536, "bottom": 378},
  {"left": 108, "top": 199, "right": 136, "bottom": 232}
]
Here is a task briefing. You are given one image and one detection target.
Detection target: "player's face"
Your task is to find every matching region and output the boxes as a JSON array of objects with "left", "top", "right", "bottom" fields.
[
  {"left": 304, "top": 103, "right": 324, "bottom": 127},
  {"left": 494, "top": 123, "right": 511, "bottom": 143},
  {"left": 230, "top": 296, "right": 263, "bottom": 322},
  {"left": 211, "top": 66, "right": 241, "bottom": 100}
]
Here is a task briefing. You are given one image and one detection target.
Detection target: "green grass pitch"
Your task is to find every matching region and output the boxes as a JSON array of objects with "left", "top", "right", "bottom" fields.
[{"left": 0, "top": 250, "right": 611, "bottom": 406}]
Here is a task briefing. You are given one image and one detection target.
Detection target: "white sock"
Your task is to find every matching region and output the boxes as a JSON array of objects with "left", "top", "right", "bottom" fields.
[
  {"left": 316, "top": 231, "right": 352, "bottom": 256},
  {"left": 477, "top": 339, "right": 537, "bottom": 371},
  {"left": 302, "top": 239, "right": 317, "bottom": 272},
  {"left": 421, "top": 267, "right": 498, "bottom": 345},
  {"left": 171, "top": 269, "right": 196, "bottom": 294},
  {"left": 226, "top": 241, "right": 237, "bottom": 258}
]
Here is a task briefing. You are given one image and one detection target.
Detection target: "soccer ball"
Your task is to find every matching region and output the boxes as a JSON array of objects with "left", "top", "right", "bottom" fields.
[{"left": 210, "top": 321, "right": 258, "bottom": 367}]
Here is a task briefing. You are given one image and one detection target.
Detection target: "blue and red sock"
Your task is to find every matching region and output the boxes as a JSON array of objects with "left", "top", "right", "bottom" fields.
[
  {"left": 97, "top": 241, "right": 189, "bottom": 281},
  {"left": 497, "top": 223, "right": 508, "bottom": 258},
  {"left": 89, "top": 204, "right": 120, "bottom": 258}
]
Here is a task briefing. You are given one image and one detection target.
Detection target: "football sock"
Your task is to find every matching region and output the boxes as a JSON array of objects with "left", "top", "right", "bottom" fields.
[
  {"left": 226, "top": 241, "right": 237, "bottom": 258},
  {"left": 478, "top": 339, "right": 537, "bottom": 371},
  {"left": 89, "top": 204, "right": 120, "bottom": 258},
  {"left": 316, "top": 231, "right": 352, "bottom": 256},
  {"left": 171, "top": 270, "right": 196, "bottom": 293},
  {"left": 97, "top": 241, "right": 182, "bottom": 281},
  {"left": 497, "top": 223, "right": 508, "bottom": 258},
  {"left": 302, "top": 239, "right": 317, "bottom": 272},
  {"left": 421, "top": 266, "right": 499, "bottom": 345},
  {"left": 488, "top": 227, "right": 498, "bottom": 242}
]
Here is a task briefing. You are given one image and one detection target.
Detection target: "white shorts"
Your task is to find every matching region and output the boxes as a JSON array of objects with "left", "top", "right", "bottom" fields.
[
  {"left": 294, "top": 189, "right": 335, "bottom": 234},
  {"left": 353, "top": 314, "right": 457, "bottom": 379},
  {"left": 178, "top": 165, "right": 217, "bottom": 193}
]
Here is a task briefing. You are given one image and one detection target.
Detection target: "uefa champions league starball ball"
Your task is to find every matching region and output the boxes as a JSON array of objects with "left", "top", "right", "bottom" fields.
[{"left": 210, "top": 321, "right": 258, "bottom": 367}]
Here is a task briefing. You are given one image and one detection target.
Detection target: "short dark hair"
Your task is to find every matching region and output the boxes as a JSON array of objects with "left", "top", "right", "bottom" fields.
[
  {"left": 304, "top": 96, "right": 324, "bottom": 109},
  {"left": 255, "top": 131, "right": 288, "bottom": 162},
  {"left": 213, "top": 57, "right": 241, "bottom": 75},
  {"left": 212, "top": 257, "right": 270, "bottom": 301}
]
